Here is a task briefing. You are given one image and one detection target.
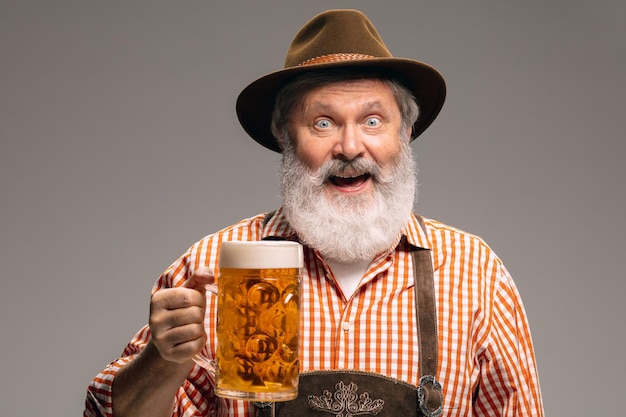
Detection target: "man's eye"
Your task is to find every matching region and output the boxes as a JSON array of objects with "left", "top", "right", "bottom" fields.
[
  {"left": 366, "top": 117, "right": 381, "bottom": 127},
  {"left": 315, "top": 119, "right": 331, "bottom": 129}
]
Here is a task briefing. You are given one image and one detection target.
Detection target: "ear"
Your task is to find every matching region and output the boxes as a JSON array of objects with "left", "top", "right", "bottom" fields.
[{"left": 405, "top": 126, "right": 413, "bottom": 142}]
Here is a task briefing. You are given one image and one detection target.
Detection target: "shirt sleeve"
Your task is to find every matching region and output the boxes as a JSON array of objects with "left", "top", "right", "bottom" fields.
[
  {"left": 84, "top": 214, "right": 267, "bottom": 417},
  {"left": 83, "top": 245, "right": 226, "bottom": 417},
  {"left": 84, "top": 331, "right": 224, "bottom": 417},
  {"left": 473, "top": 264, "right": 544, "bottom": 416}
]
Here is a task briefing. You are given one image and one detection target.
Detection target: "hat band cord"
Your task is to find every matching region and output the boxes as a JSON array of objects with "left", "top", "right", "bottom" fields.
[{"left": 298, "top": 53, "right": 376, "bottom": 67}]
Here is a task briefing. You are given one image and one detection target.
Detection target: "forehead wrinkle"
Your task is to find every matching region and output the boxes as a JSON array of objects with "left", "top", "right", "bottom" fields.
[{"left": 302, "top": 99, "right": 388, "bottom": 118}]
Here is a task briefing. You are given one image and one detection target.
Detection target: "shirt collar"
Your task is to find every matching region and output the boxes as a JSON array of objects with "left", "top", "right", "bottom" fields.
[
  {"left": 403, "top": 212, "right": 431, "bottom": 250},
  {"left": 260, "top": 207, "right": 299, "bottom": 241}
]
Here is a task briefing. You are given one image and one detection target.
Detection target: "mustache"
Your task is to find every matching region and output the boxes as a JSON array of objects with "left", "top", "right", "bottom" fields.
[{"left": 310, "top": 158, "right": 383, "bottom": 186}]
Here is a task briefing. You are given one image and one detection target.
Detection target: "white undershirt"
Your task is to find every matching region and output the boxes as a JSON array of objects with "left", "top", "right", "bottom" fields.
[{"left": 326, "top": 258, "right": 372, "bottom": 298}]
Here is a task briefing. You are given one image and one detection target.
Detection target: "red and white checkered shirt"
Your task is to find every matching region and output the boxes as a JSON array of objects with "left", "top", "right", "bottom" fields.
[{"left": 85, "top": 208, "right": 544, "bottom": 417}]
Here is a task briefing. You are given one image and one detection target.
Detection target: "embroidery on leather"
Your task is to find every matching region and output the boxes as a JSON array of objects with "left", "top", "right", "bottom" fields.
[{"left": 307, "top": 381, "right": 385, "bottom": 416}]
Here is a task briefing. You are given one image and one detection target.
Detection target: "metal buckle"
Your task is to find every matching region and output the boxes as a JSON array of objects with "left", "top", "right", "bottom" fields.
[{"left": 417, "top": 375, "right": 443, "bottom": 417}]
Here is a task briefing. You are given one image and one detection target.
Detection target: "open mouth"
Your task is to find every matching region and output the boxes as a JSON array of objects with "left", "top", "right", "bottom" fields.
[{"left": 329, "top": 173, "right": 371, "bottom": 188}]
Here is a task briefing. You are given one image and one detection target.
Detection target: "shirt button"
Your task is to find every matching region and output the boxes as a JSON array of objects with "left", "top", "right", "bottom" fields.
[{"left": 342, "top": 322, "right": 353, "bottom": 331}]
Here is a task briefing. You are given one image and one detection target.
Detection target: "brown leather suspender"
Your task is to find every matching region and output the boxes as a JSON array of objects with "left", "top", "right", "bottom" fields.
[
  {"left": 412, "top": 250, "right": 443, "bottom": 416},
  {"left": 412, "top": 214, "right": 443, "bottom": 417}
]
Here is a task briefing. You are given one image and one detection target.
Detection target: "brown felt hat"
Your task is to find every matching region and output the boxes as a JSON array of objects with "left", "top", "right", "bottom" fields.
[{"left": 236, "top": 9, "right": 446, "bottom": 153}]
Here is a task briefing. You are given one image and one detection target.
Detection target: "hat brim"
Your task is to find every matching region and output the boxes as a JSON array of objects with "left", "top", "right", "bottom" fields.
[{"left": 236, "top": 58, "right": 446, "bottom": 153}]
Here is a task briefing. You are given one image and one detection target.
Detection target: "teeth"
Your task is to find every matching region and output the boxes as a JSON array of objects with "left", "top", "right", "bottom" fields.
[{"left": 334, "top": 172, "right": 364, "bottom": 179}]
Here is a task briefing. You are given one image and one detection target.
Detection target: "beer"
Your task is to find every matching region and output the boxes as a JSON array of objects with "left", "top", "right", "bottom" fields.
[{"left": 216, "top": 241, "right": 303, "bottom": 401}]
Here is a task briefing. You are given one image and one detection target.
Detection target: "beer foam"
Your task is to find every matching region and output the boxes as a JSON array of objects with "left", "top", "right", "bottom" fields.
[{"left": 219, "top": 241, "right": 304, "bottom": 269}]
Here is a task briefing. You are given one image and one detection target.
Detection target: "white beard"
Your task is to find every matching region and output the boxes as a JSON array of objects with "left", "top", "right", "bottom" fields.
[{"left": 280, "top": 140, "right": 417, "bottom": 263}]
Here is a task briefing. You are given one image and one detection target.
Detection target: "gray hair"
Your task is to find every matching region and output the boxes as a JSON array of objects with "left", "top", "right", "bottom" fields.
[{"left": 270, "top": 69, "right": 420, "bottom": 150}]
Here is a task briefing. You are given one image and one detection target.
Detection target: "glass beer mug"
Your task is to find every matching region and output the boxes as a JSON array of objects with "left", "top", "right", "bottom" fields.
[{"left": 215, "top": 241, "right": 303, "bottom": 402}]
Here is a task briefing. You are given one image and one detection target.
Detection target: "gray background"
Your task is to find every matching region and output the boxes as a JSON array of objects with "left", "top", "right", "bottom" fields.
[{"left": 1, "top": 1, "right": 624, "bottom": 415}]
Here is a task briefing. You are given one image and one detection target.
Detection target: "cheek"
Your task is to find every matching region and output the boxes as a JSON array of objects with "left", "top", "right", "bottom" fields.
[
  {"left": 371, "top": 140, "right": 403, "bottom": 167},
  {"left": 298, "top": 152, "right": 324, "bottom": 173},
  {"left": 294, "top": 140, "right": 328, "bottom": 172}
]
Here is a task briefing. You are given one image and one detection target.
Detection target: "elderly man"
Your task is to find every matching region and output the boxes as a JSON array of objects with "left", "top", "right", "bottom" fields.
[{"left": 85, "top": 9, "right": 544, "bottom": 417}]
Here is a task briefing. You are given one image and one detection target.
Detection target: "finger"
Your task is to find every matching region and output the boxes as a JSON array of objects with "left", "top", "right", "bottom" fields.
[
  {"left": 152, "top": 324, "right": 207, "bottom": 364},
  {"left": 159, "top": 332, "right": 208, "bottom": 364},
  {"left": 151, "top": 287, "right": 205, "bottom": 310},
  {"left": 183, "top": 267, "right": 215, "bottom": 291},
  {"left": 155, "top": 304, "right": 206, "bottom": 329},
  {"left": 157, "top": 321, "right": 206, "bottom": 346}
]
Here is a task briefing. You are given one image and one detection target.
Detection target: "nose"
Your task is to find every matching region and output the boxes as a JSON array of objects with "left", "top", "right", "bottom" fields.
[{"left": 333, "top": 124, "right": 365, "bottom": 161}]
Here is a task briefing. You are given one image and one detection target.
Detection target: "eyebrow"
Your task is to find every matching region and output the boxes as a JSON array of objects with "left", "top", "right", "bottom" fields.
[{"left": 304, "top": 100, "right": 386, "bottom": 115}]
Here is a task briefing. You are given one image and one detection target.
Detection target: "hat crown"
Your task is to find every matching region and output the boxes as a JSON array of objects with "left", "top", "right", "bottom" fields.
[{"left": 285, "top": 9, "right": 392, "bottom": 68}]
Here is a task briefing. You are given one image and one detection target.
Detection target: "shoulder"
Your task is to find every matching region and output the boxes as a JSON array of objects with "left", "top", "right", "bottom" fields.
[
  {"left": 422, "top": 217, "right": 491, "bottom": 249},
  {"left": 189, "top": 212, "right": 270, "bottom": 253},
  {"left": 420, "top": 216, "right": 507, "bottom": 277},
  {"left": 421, "top": 218, "right": 524, "bottom": 315}
]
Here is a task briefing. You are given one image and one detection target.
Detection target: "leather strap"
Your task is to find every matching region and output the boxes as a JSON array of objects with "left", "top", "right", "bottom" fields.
[
  {"left": 413, "top": 248, "right": 438, "bottom": 377},
  {"left": 412, "top": 215, "right": 442, "bottom": 417}
]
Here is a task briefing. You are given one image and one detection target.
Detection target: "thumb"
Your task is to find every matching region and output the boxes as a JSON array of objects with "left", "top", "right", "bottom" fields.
[{"left": 183, "top": 267, "right": 216, "bottom": 291}]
